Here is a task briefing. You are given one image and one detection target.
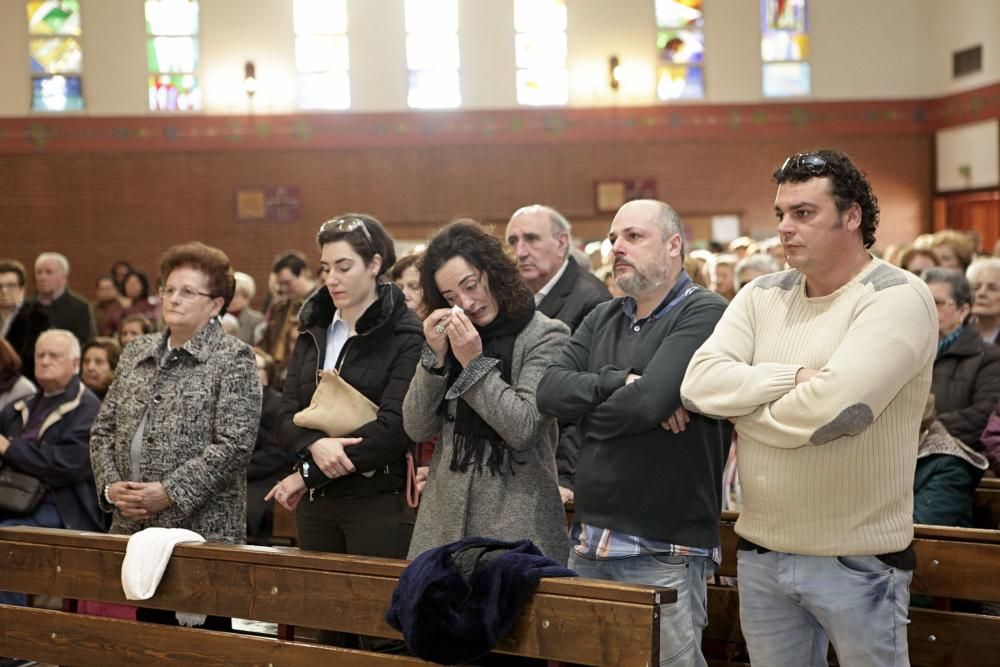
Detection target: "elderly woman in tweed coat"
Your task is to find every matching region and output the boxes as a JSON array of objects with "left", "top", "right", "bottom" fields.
[
  {"left": 90, "top": 243, "right": 260, "bottom": 628},
  {"left": 402, "top": 221, "right": 570, "bottom": 564}
]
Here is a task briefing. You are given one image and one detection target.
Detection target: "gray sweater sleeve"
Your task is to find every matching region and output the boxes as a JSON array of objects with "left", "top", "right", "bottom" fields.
[{"left": 402, "top": 344, "right": 449, "bottom": 443}]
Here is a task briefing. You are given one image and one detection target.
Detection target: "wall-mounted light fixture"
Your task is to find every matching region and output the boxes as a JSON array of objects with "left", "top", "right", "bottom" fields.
[
  {"left": 244, "top": 60, "right": 258, "bottom": 112},
  {"left": 609, "top": 55, "right": 621, "bottom": 91}
]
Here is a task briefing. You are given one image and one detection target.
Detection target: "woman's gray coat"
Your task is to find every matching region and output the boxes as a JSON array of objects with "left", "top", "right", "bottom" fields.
[
  {"left": 90, "top": 319, "right": 261, "bottom": 544},
  {"left": 403, "top": 311, "right": 570, "bottom": 564}
]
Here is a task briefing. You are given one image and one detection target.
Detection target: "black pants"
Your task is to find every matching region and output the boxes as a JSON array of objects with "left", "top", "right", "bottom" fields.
[
  {"left": 296, "top": 490, "right": 415, "bottom": 648},
  {"left": 296, "top": 489, "right": 414, "bottom": 558}
]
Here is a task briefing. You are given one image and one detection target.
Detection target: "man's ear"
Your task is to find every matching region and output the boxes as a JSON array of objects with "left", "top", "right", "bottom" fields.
[
  {"left": 844, "top": 202, "right": 863, "bottom": 233},
  {"left": 667, "top": 232, "right": 683, "bottom": 257},
  {"left": 556, "top": 232, "right": 571, "bottom": 258}
]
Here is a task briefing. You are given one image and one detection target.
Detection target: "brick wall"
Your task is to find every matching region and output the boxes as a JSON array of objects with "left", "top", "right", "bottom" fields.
[{"left": 0, "top": 131, "right": 933, "bottom": 305}]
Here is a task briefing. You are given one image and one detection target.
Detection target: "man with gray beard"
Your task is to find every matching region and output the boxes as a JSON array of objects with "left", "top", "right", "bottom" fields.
[{"left": 537, "top": 199, "right": 731, "bottom": 667}]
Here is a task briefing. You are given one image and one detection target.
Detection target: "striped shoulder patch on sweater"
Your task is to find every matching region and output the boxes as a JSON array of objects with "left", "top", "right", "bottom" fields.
[
  {"left": 752, "top": 270, "right": 799, "bottom": 291},
  {"left": 859, "top": 262, "right": 909, "bottom": 291}
]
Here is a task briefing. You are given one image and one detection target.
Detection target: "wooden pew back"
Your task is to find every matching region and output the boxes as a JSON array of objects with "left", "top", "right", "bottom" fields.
[{"left": 0, "top": 526, "right": 671, "bottom": 667}]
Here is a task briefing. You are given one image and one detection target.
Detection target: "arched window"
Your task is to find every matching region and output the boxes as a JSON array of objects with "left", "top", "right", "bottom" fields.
[
  {"left": 406, "top": 0, "right": 461, "bottom": 109},
  {"left": 514, "top": 0, "right": 568, "bottom": 106},
  {"left": 294, "top": 0, "right": 350, "bottom": 110},
  {"left": 28, "top": 0, "right": 84, "bottom": 111},
  {"left": 761, "top": 0, "right": 810, "bottom": 97},
  {"left": 146, "top": 0, "right": 201, "bottom": 111},
  {"left": 656, "top": 0, "right": 704, "bottom": 100}
]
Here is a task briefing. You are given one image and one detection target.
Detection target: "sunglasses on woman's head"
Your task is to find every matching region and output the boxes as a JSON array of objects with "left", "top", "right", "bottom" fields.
[{"left": 320, "top": 217, "right": 375, "bottom": 254}]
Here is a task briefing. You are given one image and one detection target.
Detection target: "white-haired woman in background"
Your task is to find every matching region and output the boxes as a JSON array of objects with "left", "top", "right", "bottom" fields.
[
  {"left": 967, "top": 257, "right": 1000, "bottom": 345},
  {"left": 229, "top": 271, "right": 264, "bottom": 346}
]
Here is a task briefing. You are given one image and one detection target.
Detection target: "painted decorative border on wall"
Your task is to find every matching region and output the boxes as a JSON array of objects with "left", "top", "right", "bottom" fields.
[{"left": 0, "top": 83, "right": 996, "bottom": 154}]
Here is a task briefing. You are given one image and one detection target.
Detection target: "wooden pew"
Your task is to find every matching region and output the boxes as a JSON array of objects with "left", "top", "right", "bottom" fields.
[
  {"left": 0, "top": 526, "right": 672, "bottom": 667},
  {"left": 705, "top": 511, "right": 1000, "bottom": 666}
]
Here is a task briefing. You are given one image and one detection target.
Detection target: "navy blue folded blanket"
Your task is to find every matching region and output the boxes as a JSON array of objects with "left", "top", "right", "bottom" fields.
[{"left": 385, "top": 537, "right": 576, "bottom": 665}]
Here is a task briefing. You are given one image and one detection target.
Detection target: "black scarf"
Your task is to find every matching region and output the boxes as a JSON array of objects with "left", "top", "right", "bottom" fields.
[{"left": 445, "top": 297, "right": 535, "bottom": 476}]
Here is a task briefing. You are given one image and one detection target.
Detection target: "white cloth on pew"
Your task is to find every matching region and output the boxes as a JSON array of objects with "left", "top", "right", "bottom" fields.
[{"left": 121, "top": 527, "right": 207, "bottom": 627}]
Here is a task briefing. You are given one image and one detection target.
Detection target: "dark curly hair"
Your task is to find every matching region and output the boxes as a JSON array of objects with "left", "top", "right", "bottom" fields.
[
  {"left": 316, "top": 213, "right": 396, "bottom": 277},
  {"left": 420, "top": 221, "right": 532, "bottom": 318},
  {"left": 773, "top": 149, "right": 880, "bottom": 249},
  {"left": 122, "top": 269, "right": 150, "bottom": 300}
]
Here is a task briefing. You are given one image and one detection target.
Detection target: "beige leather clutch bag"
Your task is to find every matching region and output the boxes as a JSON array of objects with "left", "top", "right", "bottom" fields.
[{"left": 294, "top": 370, "right": 379, "bottom": 477}]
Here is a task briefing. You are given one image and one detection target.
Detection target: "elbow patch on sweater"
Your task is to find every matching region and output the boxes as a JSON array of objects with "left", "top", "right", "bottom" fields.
[{"left": 810, "top": 403, "right": 875, "bottom": 444}]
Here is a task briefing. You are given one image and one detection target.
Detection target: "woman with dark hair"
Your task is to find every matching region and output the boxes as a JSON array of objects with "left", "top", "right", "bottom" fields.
[
  {"left": 389, "top": 253, "right": 426, "bottom": 318},
  {"left": 110, "top": 260, "right": 132, "bottom": 294},
  {"left": 121, "top": 269, "right": 162, "bottom": 325},
  {"left": 924, "top": 267, "right": 1000, "bottom": 448},
  {"left": 80, "top": 337, "right": 121, "bottom": 401},
  {"left": 118, "top": 314, "right": 155, "bottom": 349},
  {"left": 94, "top": 275, "right": 126, "bottom": 337},
  {"left": 90, "top": 242, "right": 261, "bottom": 631},
  {"left": 267, "top": 214, "right": 422, "bottom": 572},
  {"left": 402, "top": 220, "right": 571, "bottom": 563},
  {"left": 0, "top": 338, "right": 35, "bottom": 413}
]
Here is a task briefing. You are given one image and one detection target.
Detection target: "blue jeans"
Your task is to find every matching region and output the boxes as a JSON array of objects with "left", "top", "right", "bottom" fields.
[
  {"left": 0, "top": 500, "right": 63, "bottom": 607},
  {"left": 569, "top": 551, "right": 714, "bottom": 667},
  {"left": 737, "top": 548, "right": 912, "bottom": 667}
]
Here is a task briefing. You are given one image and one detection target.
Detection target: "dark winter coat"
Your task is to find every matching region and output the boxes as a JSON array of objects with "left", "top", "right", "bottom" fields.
[
  {"left": 0, "top": 376, "right": 105, "bottom": 532},
  {"left": 933, "top": 326, "right": 1000, "bottom": 448},
  {"left": 914, "top": 420, "right": 987, "bottom": 527},
  {"left": 278, "top": 282, "right": 423, "bottom": 496}
]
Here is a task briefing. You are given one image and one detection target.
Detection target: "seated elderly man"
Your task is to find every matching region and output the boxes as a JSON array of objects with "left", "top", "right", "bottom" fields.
[{"left": 0, "top": 330, "right": 105, "bottom": 596}]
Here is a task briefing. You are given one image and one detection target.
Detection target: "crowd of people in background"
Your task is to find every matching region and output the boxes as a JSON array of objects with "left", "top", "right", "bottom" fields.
[{"left": 2, "top": 148, "right": 1000, "bottom": 666}]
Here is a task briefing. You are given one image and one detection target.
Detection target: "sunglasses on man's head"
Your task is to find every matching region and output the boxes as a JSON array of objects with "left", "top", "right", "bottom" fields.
[
  {"left": 320, "top": 217, "right": 375, "bottom": 254},
  {"left": 778, "top": 153, "right": 829, "bottom": 178}
]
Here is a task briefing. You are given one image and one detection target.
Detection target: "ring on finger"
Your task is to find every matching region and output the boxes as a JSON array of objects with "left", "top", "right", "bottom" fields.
[{"left": 434, "top": 324, "right": 445, "bottom": 334}]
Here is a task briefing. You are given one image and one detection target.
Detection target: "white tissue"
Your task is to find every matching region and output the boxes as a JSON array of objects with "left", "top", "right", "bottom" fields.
[{"left": 451, "top": 305, "right": 464, "bottom": 314}]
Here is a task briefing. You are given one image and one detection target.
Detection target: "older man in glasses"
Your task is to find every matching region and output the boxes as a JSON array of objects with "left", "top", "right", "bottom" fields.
[{"left": 682, "top": 149, "right": 937, "bottom": 666}]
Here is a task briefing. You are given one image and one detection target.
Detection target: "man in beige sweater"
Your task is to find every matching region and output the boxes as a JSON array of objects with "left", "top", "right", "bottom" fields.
[{"left": 681, "top": 150, "right": 936, "bottom": 667}]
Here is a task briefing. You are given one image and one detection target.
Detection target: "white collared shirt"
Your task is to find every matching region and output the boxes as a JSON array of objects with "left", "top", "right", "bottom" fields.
[
  {"left": 534, "top": 258, "right": 570, "bottom": 305},
  {"left": 323, "top": 310, "right": 352, "bottom": 370}
]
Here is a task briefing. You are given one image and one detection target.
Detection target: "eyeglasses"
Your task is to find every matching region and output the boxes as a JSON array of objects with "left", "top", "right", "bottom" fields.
[
  {"left": 933, "top": 298, "right": 957, "bottom": 307},
  {"left": 321, "top": 217, "right": 375, "bottom": 255},
  {"left": 0, "top": 282, "right": 22, "bottom": 291},
  {"left": 159, "top": 285, "right": 215, "bottom": 302},
  {"left": 778, "top": 153, "right": 829, "bottom": 178}
]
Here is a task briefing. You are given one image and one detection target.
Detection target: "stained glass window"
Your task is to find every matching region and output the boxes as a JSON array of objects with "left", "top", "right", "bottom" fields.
[
  {"left": 27, "top": 0, "right": 84, "bottom": 111},
  {"left": 514, "top": 0, "right": 567, "bottom": 106},
  {"left": 656, "top": 0, "right": 704, "bottom": 100},
  {"left": 294, "top": 0, "right": 350, "bottom": 109},
  {"left": 761, "top": 0, "right": 810, "bottom": 97},
  {"left": 405, "top": 0, "right": 460, "bottom": 109},
  {"left": 146, "top": 0, "right": 200, "bottom": 111}
]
